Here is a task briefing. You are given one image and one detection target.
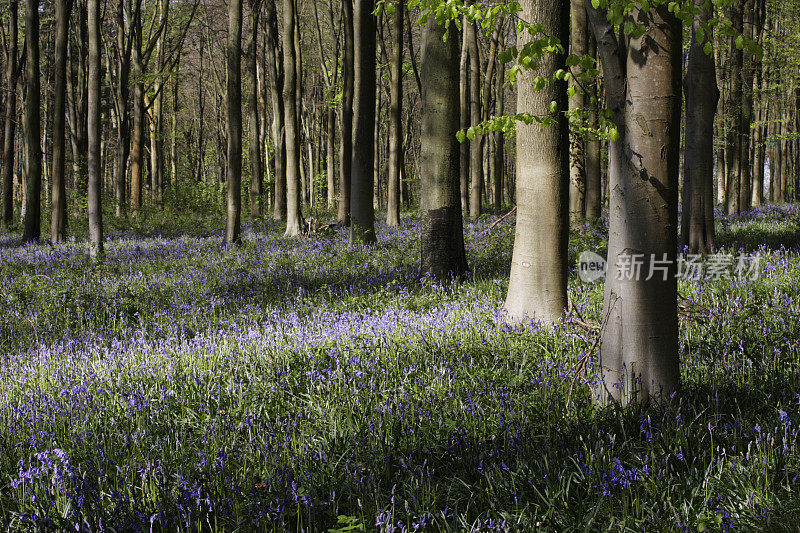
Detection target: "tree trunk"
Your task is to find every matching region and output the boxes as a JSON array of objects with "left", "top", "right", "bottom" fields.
[
  {"left": 225, "top": 0, "right": 244, "bottom": 244},
  {"left": 386, "top": 0, "right": 403, "bottom": 227},
  {"left": 114, "top": 2, "right": 133, "bottom": 218},
  {"left": 282, "top": 0, "right": 304, "bottom": 236},
  {"left": 568, "top": 0, "right": 587, "bottom": 219},
  {"left": 725, "top": 4, "right": 743, "bottom": 215},
  {"left": 466, "top": 7, "right": 482, "bottom": 220},
  {"left": 350, "top": 0, "right": 377, "bottom": 243},
  {"left": 264, "top": 0, "right": 286, "bottom": 221},
  {"left": 419, "top": 17, "right": 468, "bottom": 280},
  {"left": 51, "top": 0, "right": 73, "bottom": 243},
  {"left": 151, "top": 0, "right": 168, "bottom": 206},
  {"left": 493, "top": 59, "right": 505, "bottom": 214},
  {"left": 459, "top": 25, "right": 470, "bottom": 215},
  {"left": 88, "top": 0, "right": 104, "bottom": 260},
  {"left": 504, "top": 0, "right": 570, "bottom": 326},
  {"left": 681, "top": 0, "right": 718, "bottom": 255},
  {"left": 22, "top": 0, "right": 42, "bottom": 242},
  {"left": 588, "top": 1, "right": 682, "bottom": 404},
  {"left": 338, "top": 0, "right": 354, "bottom": 225},
  {"left": 130, "top": 13, "right": 145, "bottom": 214},
  {"left": 738, "top": 0, "right": 755, "bottom": 212},
  {"left": 247, "top": 2, "right": 263, "bottom": 219},
  {"left": 2, "top": 2, "right": 18, "bottom": 229},
  {"left": 584, "top": 32, "right": 602, "bottom": 220}
]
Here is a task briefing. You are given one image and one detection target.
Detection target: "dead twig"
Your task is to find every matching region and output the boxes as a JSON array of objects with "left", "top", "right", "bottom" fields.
[{"left": 488, "top": 206, "right": 517, "bottom": 231}]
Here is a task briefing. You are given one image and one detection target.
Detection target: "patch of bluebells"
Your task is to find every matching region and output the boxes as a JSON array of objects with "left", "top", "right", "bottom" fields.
[{"left": 0, "top": 208, "right": 799, "bottom": 530}]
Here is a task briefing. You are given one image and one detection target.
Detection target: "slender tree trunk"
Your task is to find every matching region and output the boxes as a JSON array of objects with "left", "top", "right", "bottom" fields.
[
  {"left": 2, "top": 2, "right": 18, "bottom": 229},
  {"left": 386, "top": 0, "right": 403, "bottom": 227},
  {"left": 151, "top": 0, "right": 168, "bottom": 206},
  {"left": 114, "top": 2, "right": 133, "bottom": 217},
  {"left": 568, "top": 0, "right": 587, "bottom": 219},
  {"left": 459, "top": 25, "right": 470, "bottom": 215},
  {"left": 247, "top": 1, "right": 263, "bottom": 219},
  {"left": 51, "top": 0, "right": 74, "bottom": 243},
  {"left": 130, "top": 14, "right": 145, "bottom": 214},
  {"left": 350, "top": 0, "right": 377, "bottom": 243},
  {"left": 493, "top": 59, "right": 505, "bottom": 214},
  {"left": 504, "top": 0, "right": 570, "bottom": 325},
  {"left": 337, "top": 0, "right": 354, "bottom": 225},
  {"left": 88, "top": 0, "right": 104, "bottom": 260},
  {"left": 264, "top": 0, "right": 286, "bottom": 221},
  {"left": 466, "top": 7, "right": 482, "bottom": 220},
  {"left": 225, "top": 0, "right": 244, "bottom": 244},
  {"left": 681, "top": 0, "right": 718, "bottom": 255},
  {"left": 739, "top": 0, "right": 755, "bottom": 212},
  {"left": 419, "top": 16, "right": 467, "bottom": 280},
  {"left": 22, "top": 0, "right": 42, "bottom": 242},
  {"left": 584, "top": 33, "right": 602, "bottom": 220},
  {"left": 725, "top": 4, "right": 743, "bottom": 215},
  {"left": 283, "top": 0, "right": 304, "bottom": 236},
  {"left": 588, "top": 1, "right": 682, "bottom": 404}
]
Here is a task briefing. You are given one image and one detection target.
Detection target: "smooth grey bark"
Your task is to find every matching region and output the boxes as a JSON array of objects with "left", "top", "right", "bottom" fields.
[
  {"left": 419, "top": 17, "right": 467, "bottom": 280},
  {"left": 386, "top": 0, "right": 403, "bottom": 227},
  {"left": 282, "top": 0, "right": 304, "bottom": 236},
  {"left": 247, "top": 1, "right": 263, "bottom": 219},
  {"left": 51, "top": 0, "right": 74, "bottom": 244},
  {"left": 588, "top": 1, "right": 682, "bottom": 404},
  {"left": 130, "top": 11, "right": 144, "bottom": 214},
  {"left": 350, "top": 0, "right": 377, "bottom": 244},
  {"left": 459, "top": 25, "right": 470, "bottom": 215},
  {"left": 225, "top": 0, "right": 244, "bottom": 244},
  {"left": 2, "top": 1, "right": 18, "bottom": 229},
  {"left": 466, "top": 6, "right": 482, "bottom": 220},
  {"left": 681, "top": 0, "right": 718, "bottom": 255},
  {"left": 568, "top": 0, "right": 587, "bottom": 219},
  {"left": 150, "top": 0, "right": 168, "bottom": 206},
  {"left": 265, "top": 0, "right": 286, "bottom": 221},
  {"left": 88, "top": 0, "right": 104, "bottom": 261},
  {"left": 504, "top": 0, "right": 570, "bottom": 326},
  {"left": 739, "top": 0, "right": 755, "bottom": 212},
  {"left": 493, "top": 58, "right": 505, "bottom": 214},
  {"left": 22, "top": 0, "right": 42, "bottom": 242}
]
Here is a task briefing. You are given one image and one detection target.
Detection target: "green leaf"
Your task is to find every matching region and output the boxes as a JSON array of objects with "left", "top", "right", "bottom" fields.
[
  {"left": 466, "top": 127, "right": 476, "bottom": 141},
  {"left": 735, "top": 35, "right": 744, "bottom": 50}
]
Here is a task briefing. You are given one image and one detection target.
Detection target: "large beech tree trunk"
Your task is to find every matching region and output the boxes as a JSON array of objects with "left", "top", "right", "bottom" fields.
[
  {"left": 419, "top": 16, "right": 468, "bottom": 280},
  {"left": 2, "top": 2, "right": 18, "bottom": 229},
  {"left": 88, "top": 0, "right": 104, "bottom": 260},
  {"left": 225, "top": 0, "right": 244, "bottom": 244},
  {"left": 350, "top": 0, "right": 377, "bottom": 243},
  {"left": 588, "top": 1, "right": 682, "bottom": 404},
  {"left": 282, "top": 0, "right": 304, "bottom": 236},
  {"left": 386, "top": 0, "right": 403, "bottom": 227},
  {"left": 681, "top": 0, "right": 718, "bottom": 255},
  {"left": 504, "top": 0, "right": 570, "bottom": 326},
  {"left": 265, "top": 0, "right": 286, "bottom": 221},
  {"left": 22, "top": 0, "right": 42, "bottom": 242}
]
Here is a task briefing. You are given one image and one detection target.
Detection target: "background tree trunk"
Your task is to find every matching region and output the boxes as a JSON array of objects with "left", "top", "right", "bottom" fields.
[
  {"left": 725, "top": 4, "right": 743, "bottom": 214},
  {"left": 22, "top": 0, "right": 42, "bottom": 242},
  {"left": 282, "top": 0, "right": 304, "bottom": 236},
  {"left": 568, "top": 0, "right": 587, "bottom": 219},
  {"left": 466, "top": 7, "right": 482, "bottom": 220},
  {"left": 225, "top": 0, "right": 244, "bottom": 244},
  {"left": 247, "top": 1, "right": 263, "bottom": 219},
  {"left": 419, "top": 17, "right": 467, "bottom": 280},
  {"left": 2, "top": 1, "right": 19, "bottom": 229},
  {"left": 88, "top": 0, "right": 104, "bottom": 260},
  {"left": 386, "top": 0, "right": 403, "bottom": 227},
  {"left": 51, "top": 0, "right": 73, "bottom": 243},
  {"left": 504, "top": 0, "right": 570, "bottom": 326},
  {"left": 350, "top": 0, "right": 377, "bottom": 243}
]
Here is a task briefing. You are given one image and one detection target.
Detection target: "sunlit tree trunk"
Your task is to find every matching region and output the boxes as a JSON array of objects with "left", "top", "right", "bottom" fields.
[
  {"left": 386, "top": 0, "right": 403, "bottom": 227},
  {"left": 247, "top": 1, "right": 263, "bottom": 219},
  {"left": 88, "top": 0, "right": 104, "bottom": 260},
  {"left": 568, "top": 0, "right": 587, "bottom": 219},
  {"left": 283, "top": 0, "right": 304, "bottom": 236},
  {"left": 504, "top": 0, "right": 570, "bottom": 326},
  {"left": 466, "top": 4, "right": 482, "bottom": 221},
  {"left": 725, "top": 3, "right": 743, "bottom": 215},
  {"left": 2, "top": 1, "right": 19, "bottom": 229},
  {"left": 589, "top": 1, "right": 682, "bottom": 404},
  {"left": 51, "top": 0, "right": 73, "bottom": 244}
]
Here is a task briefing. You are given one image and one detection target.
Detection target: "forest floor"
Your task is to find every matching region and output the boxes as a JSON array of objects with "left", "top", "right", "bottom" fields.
[{"left": 1, "top": 205, "right": 800, "bottom": 531}]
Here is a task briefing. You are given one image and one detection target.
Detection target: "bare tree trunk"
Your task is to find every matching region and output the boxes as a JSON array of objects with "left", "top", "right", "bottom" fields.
[
  {"left": 130, "top": 12, "right": 145, "bottom": 214},
  {"left": 22, "top": 0, "right": 42, "bottom": 242},
  {"left": 350, "top": 0, "right": 377, "bottom": 243},
  {"left": 681, "top": 0, "right": 718, "bottom": 255},
  {"left": 588, "top": 1, "right": 682, "bottom": 404},
  {"left": 568, "top": 0, "right": 587, "bottom": 219},
  {"left": 419, "top": 16, "right": 467, "bottom": 280},
  {"left": 151, "top": 0, "right": 168, "bottom": 206},
  {"left": 386, "top": 0, "right": 403, "bottom": 227},
  {"left": 493, "top": 59, "right": 505, "bottom": 214},
  {"left": 225, "top": 0, "right": 244, "bottom": 244},
  {"left": 2, "top": 2, "right": 18, "bottom": 229},
  {"left": 338, "top": 0, "right": 354, "bottom": 225},
  {"left": 247, "top": 1, "right": 263, "bottom": 219},
  {"left": 466, "top": 7, "right": 482, "bottom": 220},
  {"left": 584, "top": 33, "right": 602, "bottom": 220},
  {"left": 264, "top": 0, "right": 286, "bottom": 221},
  {"left": 725, "top": 4, "right": 743, "bottom": 214},
  {"left": 504, "top": 0, "right": 570, "bottom": 326},
  {"left": 88, "top": 0, "right": 104, "bottom": 260},
  {"left": 282, "top": 0, "right": 304, "bottom": 236},
  {"left": 739, "top": 0, "right": 755, "bottom": 212},
  {"left": 459, "top": 26, "right": 470, "bottom": 215},
  {"left": 51, "top": 0, "right": 74, "bottom": 243}
]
